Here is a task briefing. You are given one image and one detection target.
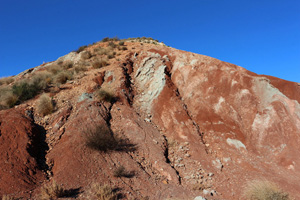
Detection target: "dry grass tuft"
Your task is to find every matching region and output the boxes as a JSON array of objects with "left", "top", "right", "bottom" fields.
[
  {"left": 37, "top": 94, "right": 53, "bottom": 116},
  {"left": 243, "top": 180, "right": 290, "bottom": 200},
  {"left": 92, "top": 59, "right": 109, "bottom": 69},
  {"left": 2, "top": 195, "right": 16, "bottom": 200},
  {"left": 0, "top": 77, "right": 14, "bottom": 86},
  {"left": 96, "top": 89, "right": 115, "bottom": 103},
  {"left": 81, "top": 51, "right": 92, "bottom": 60},
  {"left": 40, "top": 180, "right": 66, "bottom": 200},
  {"left": 89, "top": 184, "right": 117, "bottom": 200},
  {"left": 85, "top": 125, "right": 118, "bottom": 152},
  {"left": 54, "top": 71, "right": 72, "bottom": 85}
]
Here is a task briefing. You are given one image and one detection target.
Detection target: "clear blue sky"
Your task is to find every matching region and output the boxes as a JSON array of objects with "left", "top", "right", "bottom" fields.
[{"left": 1, "top": 0, "right": 299, "bottom": 82}]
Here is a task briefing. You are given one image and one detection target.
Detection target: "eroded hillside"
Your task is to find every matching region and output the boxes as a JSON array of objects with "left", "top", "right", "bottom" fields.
[{"left": 1, "top": 38, "right": 299, "bottom": 200}]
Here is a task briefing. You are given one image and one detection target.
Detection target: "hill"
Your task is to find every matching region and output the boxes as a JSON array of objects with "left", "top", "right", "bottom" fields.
[{"left": 1, "top": 38, "right": 300, "bottom": 199}]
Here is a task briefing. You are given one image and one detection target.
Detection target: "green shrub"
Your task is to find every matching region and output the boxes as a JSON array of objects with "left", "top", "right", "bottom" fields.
[
  {"left": 0, "top": 87, "right": 18, "bottom": 108},
  {"left": 89, "top": 184, "right": 117, "bottom": 200},
  {"left": 243, "top": 180, "right": 290, "bottom": 200},
  {"left": 37, "top": 94, "right": 53, "bottom": 116},
  {"left": 118, "top": 41, "right": 124, "bottom": 46},
  {"left": 12, "top": 76, "right": 47, "bottom": 103}
]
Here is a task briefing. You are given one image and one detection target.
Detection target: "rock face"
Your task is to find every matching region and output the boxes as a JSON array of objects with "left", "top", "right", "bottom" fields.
[{"left": 1, "top": 41, "right": 299, "bottom": 199}]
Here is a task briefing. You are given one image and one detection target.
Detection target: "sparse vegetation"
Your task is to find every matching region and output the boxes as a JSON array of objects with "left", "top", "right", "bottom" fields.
[
  {"left": 75, "top": 45, "right": 88, "bottom": 53},
  {"left": 108, "top": 42, "right": 117, "bottom": 48},
  {"left": 101, "top": 37, "right": 119, "bottom": 42},
  {"left": 40, "top": 180, "right": 67, "bottom": 200},
  {"left": 53, "top": 71, "right": 72, "bottom": 85},
  {"left": 61, "top": 61, "right": 74, "bottom": 69},
  {"left": 92, "top": 59, "right": 109, "bottom": 69},
  {"left": 74, "top": 65, "right": 88, "bottom": 73},
  {"left": 89, "top": 184, "right": 117, "bottom": 200},
  {"left": 118, "top": 41, "right": 124, "bottom": 46},
  {"left": 243, "top": 180, "right": 290, "bottom": 200},
  {"left": 47, "top": 64, "right": 62, "bottom": 74},
  {"left": 113, "top": 165, "right": 134, "bottom": 178},
  {"left": 107, "top": 52, "right": 116, "bottom": 59},
  {"left": 2, "top": 195, "right": 15, "bottom": 200},
  {"left": 85, "top": 125, "right": 118, "bottom": 152},
  {"left": 37, "top": 94, "right": 54, "bottom": 116},
  {"left": 96, "top": 89, "right": 115, "bottom": 103},
  {"left": 0, "top": 77, "right": 14, "bottom": 86},
  {"left": 81, "top": 51, "right": 92, "bottom": 60}
]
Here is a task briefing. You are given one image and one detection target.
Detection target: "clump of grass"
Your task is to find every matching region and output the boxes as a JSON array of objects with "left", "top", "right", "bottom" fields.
[
  {"left": 113, "top": 165, "right": 134, "bottom": 178},
  {"left": 243, "top": 180, "right": 290, "bottom": 200},
  {"left": 2, "top": 194, "right": 16, "bottom": 200},
  {"left": 37, "top": 94, "right": 54, "bottom": 116},
  {"left": 118, "top": 41, "right": 124, "bottom": 46},
  {"left": 89, "top": 184, "right": 117, "bottom": 200},
  {"left": 94, "top": 47, "right": 109, "bottom": 56},
  {"left": 85, "top": 125, "right": 118, "bottom": 152},
  {"left": 74, "top": 65, "right": 88, "bottom": 73},
  {"left": 101, "top": 37, "right": 119, "bottom": 42},
  {"left": 54, "top": 71, "right": 72, "bottom": 85},
  {"left": 47, "top": 64, "right": 62, "bottom": 74},
  {"left": 108, "top": 42, "right": 117, "bottom": 48},
  {"left": 0, "top": 77, "right": 14, "bottom": 86},
  {"left": 40, "top": 180, "right": 67, "bottom": 200},
  {"left": 96, "top": 89, "right": 115, "bottom": 103},
  {"left": 107, "top": 52, "right": 116, "bottom": 59},
  {"left": 81, "top": 51, "right": 92, "bottom": 60},
  {"left": 61, "top": 61, "right": 74, "bottom": 69},
  {"left": 12, "top": 79, "right": 44, "bottom": 103},
  {"left": 92, "top": 59, "right": 109, "bottom": 69},
  {"left": 121, "top": 46, "right": 127, "bottom": 51}
]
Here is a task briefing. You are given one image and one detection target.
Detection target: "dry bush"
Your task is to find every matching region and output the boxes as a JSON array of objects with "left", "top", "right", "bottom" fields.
[
  {"left": 92, "top": 59, "right": 109, "bottom": 69},
  {"left": 75, "top": 45, "right": 88, "bottom": 53},
  {"left": 121, "top": 46, "right": 127, "bottom": 51},
  {"left": 243, "top": 180, "right": 290, "bottom": 200},
  {"left": 37, "top": 94, "right": 53, "bottom": 116},
  {"left": 40, "top": 180, "right": 66, "bottom": 200},
  {"left": 2, "top": 194, "right": 15, "bottom": 200},
  {"left": 0, "top": 87, "right": 18, "bottom": 109},
  {"left": 54, "top": 71, "right": 72, "bottom": 85},
  {"left": 108, "top": 42, "right": 117, "bottom": 48},
  {"left": 74, "top": 65, "right": 88, "bottom": 73},
  {"left": 81, "top": 51, "right": 92, "bottom": 60},
  {"left": 89, "top": 184, "right": 117, "bottom": 200},
  {"left": 61, "top": 61, "right": 74, "bottom": 69},
  {"left": 31, "top": 72, "right": 52, "bottom": 89},
  {"left": 85, "top": 125, "right": 118, "bottom": 152},
  {"left": 118, "top": 41, "right": 124, "bottom": 46},
  {"left": 107, "top": 52, "right": 116, "bottom": 59},
  {"left": 94, "top": 47, "right": 109, "bottom": 56},
  {"left": 47, "top": 64, "right": 62, "bottom": 74},
  {"left": 113, "top": 165, "right": 134, "bottom": 178},
  {"left": 96, "top": 89, "right": 115, "bottom": 103},
  {"left": 0, "top": 77, "right": 14, "bottom": 86}
]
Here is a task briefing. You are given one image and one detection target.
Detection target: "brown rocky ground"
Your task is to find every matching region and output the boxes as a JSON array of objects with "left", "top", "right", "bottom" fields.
[{"left": 0, "top": 39, "right": 299, "bottom": 199}]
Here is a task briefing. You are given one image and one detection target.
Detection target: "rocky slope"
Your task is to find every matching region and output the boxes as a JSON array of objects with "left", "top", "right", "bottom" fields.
[{"left": 0, "top": 39, "right": 299, "bottom": 199}]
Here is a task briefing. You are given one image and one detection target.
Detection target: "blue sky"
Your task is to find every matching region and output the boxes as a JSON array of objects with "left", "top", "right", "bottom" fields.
[{"left": 1, "top": 0, "right": 299, "bottom": 82}]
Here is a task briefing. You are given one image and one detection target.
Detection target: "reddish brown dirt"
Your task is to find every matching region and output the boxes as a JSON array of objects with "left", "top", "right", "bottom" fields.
[{"left": 1, "top": 40, "right": 300, "bottom": 199}]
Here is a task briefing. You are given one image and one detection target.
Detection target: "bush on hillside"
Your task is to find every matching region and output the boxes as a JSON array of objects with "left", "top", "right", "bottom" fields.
[
  {"left": 92, "top": 59, "right": 109, "bottom": 69},
  {"left": 0, "top": 77, "right": 14, "bottom": 86},
  {"left": 75, "top": 45, "right": 88, "bottom": 53},
  {"left": 40, "top": 180, "right": 67, "bottom": 200},
  {"left": 53, "top": 71, "right": 72, "bottom": 85},
  {"left": 243, "top": 180, "right": 290, "bottom": 200},
  {"left": 84, "top": 125, "right": 119, "bottom": 152},
  {"left": 37, "top": 94, "right": 54, "bottom": 116},
  {"left": 88, "top": 184, "right": 117, "bottom": 200}
]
